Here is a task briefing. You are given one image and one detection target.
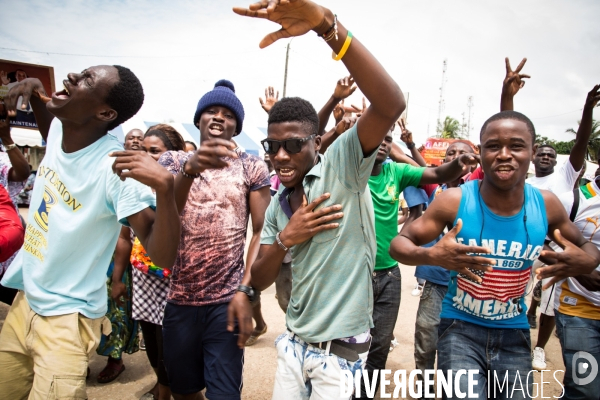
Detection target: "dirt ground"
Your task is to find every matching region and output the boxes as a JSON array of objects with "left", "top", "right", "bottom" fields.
[{"left": 0, "top": 210, "right": 566, "bottom": 399}]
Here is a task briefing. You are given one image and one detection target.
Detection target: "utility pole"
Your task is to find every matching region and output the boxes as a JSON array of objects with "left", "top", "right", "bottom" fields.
[
  {"left": 283, "top": 41, "right": 291, "bottom": 98},
  {"left": 405, "top": 92, "right": 410, "bottom": 123},
  {"left": 436, "top": 59, "right": 447, "bottom": 137},
  {"left": 467, "top": 96, "right": 474, "bottom": 141}
]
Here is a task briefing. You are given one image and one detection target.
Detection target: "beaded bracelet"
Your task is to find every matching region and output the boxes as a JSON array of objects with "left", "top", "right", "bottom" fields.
[
  {"left": 180, "top": 159, "right": 201, "bottom": 179},
  {"left": 319, "top": 14, "right": 337, "bottom": 42}
]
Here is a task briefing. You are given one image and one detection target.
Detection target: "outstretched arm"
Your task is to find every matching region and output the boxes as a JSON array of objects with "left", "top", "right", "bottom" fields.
[
  {"left": 169, "top": 138, "right": 239, "bottom": 213},
  {"left": 4, "top": 78, "right": 54, "bottom": 141},
  {"left": 111, "top": 151, "right": 180, "bottom": 269},
  {"left": 500, "top": 57, "right": 530, "bottom": 111},
  {"left": 233, "top": 0, "right": 405, "bottom": 155},
  {"left": 568, "top": 85, "right": 600, "bottom": 172},
  {"left": 419, "top": 153, "right": 479, "bottom": 185}
]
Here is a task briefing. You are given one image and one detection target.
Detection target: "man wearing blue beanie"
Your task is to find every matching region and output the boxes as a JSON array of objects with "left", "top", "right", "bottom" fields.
[{"left": 159, "top": 79, "right": 271, "bottom": 400}]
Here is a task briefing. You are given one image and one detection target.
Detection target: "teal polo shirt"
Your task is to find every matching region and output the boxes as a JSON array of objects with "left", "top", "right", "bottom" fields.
[{"left": 260, "top": 125, "right": 377, "bottom": 343}]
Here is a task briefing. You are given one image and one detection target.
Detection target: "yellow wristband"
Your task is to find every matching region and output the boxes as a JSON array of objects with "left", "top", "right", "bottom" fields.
[{"left": 332, "top": 31, "right": 353, "bottom": 61}]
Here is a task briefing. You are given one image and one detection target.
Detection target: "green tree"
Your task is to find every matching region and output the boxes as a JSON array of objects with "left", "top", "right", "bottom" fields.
[
  {"left": 566, "top": 119, "right": 600, "bottom": 161},
  {"left": 535, "top": 135, "right": 574, "bottom": 155},
  {"left": 438, "top": 116, "right": 463, "bottom": 139}
]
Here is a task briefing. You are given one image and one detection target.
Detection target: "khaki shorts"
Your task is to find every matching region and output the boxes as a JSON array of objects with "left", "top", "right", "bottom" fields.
[{"left": 0, "top": 291, "right": 110, "bottom": 400}]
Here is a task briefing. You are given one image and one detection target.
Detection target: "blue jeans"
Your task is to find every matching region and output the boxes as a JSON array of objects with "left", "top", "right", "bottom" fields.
[
  {"left": 437, "top": 319, "right": 532, "bottom": 400},
  {"left": 414, "top": 282, "right": 448, "bottom": 396},
  {"left": 555, "top": 310, "right": 600, "bottom": 400},
  {"left": 357, "top": 266, "right": 401, "bottom": 399}
]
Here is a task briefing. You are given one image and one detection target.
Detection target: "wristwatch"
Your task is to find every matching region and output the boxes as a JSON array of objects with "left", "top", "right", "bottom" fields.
[
  {"left": 237, "top": 284, "right": 256, "bottom": 302},
  {"left": 3, "top": 143, "right": 17, "bottom": 152}
]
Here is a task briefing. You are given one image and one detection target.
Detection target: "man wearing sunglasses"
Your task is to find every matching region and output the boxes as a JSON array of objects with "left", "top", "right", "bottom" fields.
[{"left": 235, "top": 0, "right": 472, "bottom": 397}]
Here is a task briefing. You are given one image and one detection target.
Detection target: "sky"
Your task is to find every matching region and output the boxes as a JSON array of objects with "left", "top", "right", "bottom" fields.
[{"left": 1, "top": 0, "right": 598, "bottom": 145}]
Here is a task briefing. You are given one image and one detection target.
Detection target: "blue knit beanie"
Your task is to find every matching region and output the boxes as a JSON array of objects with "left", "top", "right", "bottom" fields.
[{"left": 193, "top": 79, "right": 244, "bottom": 135}]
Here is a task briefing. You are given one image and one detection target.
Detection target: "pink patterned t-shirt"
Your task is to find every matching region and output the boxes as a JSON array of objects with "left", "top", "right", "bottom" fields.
[{"left": 159, "top": 150, "right": 270, "bottom": 306}]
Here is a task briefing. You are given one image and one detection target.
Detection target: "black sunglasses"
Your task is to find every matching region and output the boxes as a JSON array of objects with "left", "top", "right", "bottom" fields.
[{"left": 261, "top": 134, "right": 315, "bottom": 155}]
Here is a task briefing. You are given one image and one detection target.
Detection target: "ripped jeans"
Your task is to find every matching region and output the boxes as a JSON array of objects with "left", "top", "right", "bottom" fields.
[{"left": 272, "top": 330, "right": 369, "bottom": 400}]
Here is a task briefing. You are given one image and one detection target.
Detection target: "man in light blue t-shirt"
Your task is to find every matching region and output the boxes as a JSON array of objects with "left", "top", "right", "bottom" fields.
[{"left": 0, "top": 65, "right": 227, "bottom": 399}]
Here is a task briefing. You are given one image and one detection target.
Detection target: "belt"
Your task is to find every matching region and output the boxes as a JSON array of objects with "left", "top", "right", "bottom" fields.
[{"left": 309, "top": 338, "right": 371, "bottom": 362}]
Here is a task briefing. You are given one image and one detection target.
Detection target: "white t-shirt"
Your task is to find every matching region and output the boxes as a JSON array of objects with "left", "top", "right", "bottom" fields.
[
  {"left": 1, "top": 119, "right": 155, "bottom": 318},
  {"left": 526, "top": 158, "right": 580, "bottom": 194},
  {"left": 553, "top": 180, "right": 600, "bottom": 319}
]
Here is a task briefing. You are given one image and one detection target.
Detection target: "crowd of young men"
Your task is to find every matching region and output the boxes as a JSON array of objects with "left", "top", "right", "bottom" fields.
[{"left": 0, "top": 1, "right": 598, "bottom": 399}]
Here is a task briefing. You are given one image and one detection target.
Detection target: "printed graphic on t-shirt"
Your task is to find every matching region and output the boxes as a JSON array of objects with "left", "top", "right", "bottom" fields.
[
  {"left": 451, "top": 236, "right": 540, "bottom": 320},
  {"left": 26, "top": 166, "right": 83, "bottom": 262},
  {"left": 386, "top": 184, "right": 399, "bottom": 203}
]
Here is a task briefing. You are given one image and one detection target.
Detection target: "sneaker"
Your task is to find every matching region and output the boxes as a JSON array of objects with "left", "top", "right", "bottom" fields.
[
  {"left": 139, "top": 338, "right": 146, "bottom": 351},
  {"left": 411, "top": 283, "right": 424, "bottom": 297},
  {"left": 527, "top": 314, "right": 537, "bottom": 329},
  {"left": 532, "top": 347, "right": 547, "bottom": 371},
  {"left": 389, "top": 337, "right": 399, "bottom": 353}
]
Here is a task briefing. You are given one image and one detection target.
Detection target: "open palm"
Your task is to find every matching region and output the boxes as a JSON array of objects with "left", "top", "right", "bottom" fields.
[{"left": 234, "top": 0, "right": 325, "bottom": 48}]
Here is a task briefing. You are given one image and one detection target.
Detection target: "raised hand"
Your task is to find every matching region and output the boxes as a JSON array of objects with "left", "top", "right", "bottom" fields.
[
  {"left": 259, "top": 86, "right": 279, "bottom": 114},
  {"left": 584, "top": 84, "right": 600, "bottom": 110},
  {"left": 185, "top": 138, "right": 239, "bottom": 175},
  {"left": 110, "top": 150, "right": 175, "bottom": 194},
  {"left": 278, "top": 193, "right": 343, "bottom": 247},
  {"left": 536, "top": 229, "right": 599, "bottom": 288},
  {"left": 335, "top": 115, "right": 357, "bottom": 135},
  {"left": 351, "top": 97, "right": 367, "bottom": 117},
  {"left": 233, "top": 0, "right": 328, "bottom": 48},
  {"left": 333, "top": 76, "right": 356, "bottom": 101},
  {"left": 503, "top": 57, "right": 530, "bottom": 99},
  {"left": 4, "top": 78, "right": 49, "bottom": 116},
  {"left": 428, "top": 219, "right": 495, "bottom": 282},
  {"left": 399, "top": 123, "right": 414, "bottom": 147},
  {"left": 332, "top": 100, "right": 345, "bottom": 124}
]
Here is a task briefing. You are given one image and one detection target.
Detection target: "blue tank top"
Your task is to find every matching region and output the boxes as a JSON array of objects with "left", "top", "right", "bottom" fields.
[{"left": 440, "top": 180, "right": 547, "bottom": 329}]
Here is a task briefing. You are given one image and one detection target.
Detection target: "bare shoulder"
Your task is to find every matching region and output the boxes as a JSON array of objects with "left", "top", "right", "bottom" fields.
[{"left": 426, "top": 187, "right": 462, "bottom": 222}]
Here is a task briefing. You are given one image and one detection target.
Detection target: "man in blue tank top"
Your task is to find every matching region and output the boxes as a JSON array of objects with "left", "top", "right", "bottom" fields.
[{"left": 390, "top": 110, "right": 600, "bottom": 399}]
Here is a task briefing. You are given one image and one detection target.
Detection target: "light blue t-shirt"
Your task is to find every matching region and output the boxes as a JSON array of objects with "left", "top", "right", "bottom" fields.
[{"left": 1, "top": 119, "right": 156, "bottom": 319}]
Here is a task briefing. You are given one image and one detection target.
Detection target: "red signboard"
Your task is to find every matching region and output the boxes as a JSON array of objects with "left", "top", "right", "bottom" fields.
[{"left": 421, "top": 137, "right": 478, "bottom": 167}]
